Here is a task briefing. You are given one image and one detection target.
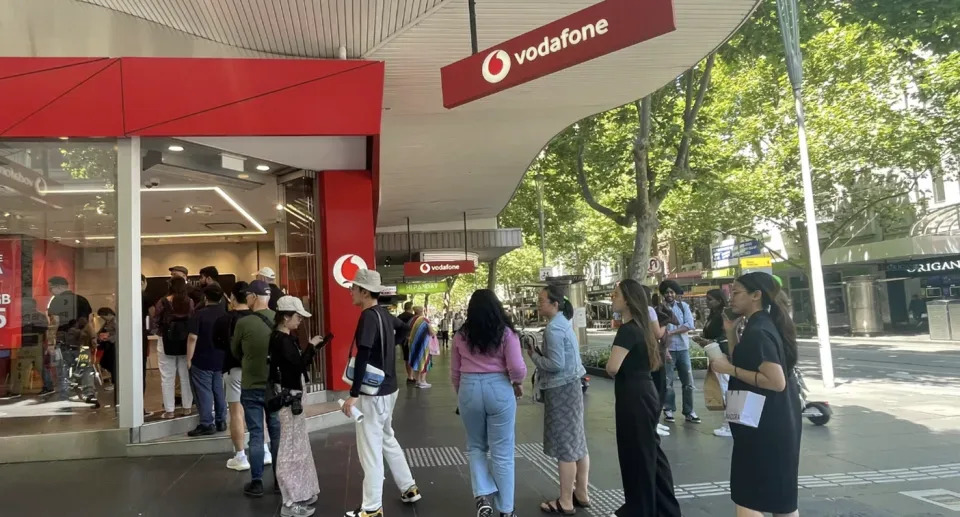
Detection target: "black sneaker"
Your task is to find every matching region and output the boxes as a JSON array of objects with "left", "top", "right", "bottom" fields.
[
  {"left": 406, "top": 378, "right": 417, "bottom": 385},
  {"left": 476, "top": 497, "right": 493, "bottom": 517},
  {"left": 39, "top": 388, "right": 55, "bottom": 396},
  {"left": 216, "top": 420, "right": 227, "bottom": 432},
  {"left": 344, "top": 508, "right": 383, "bottom": 517},
  {"left": 685, "top": 412, "right": 702, "bottom": 424},
  {"left": 187, "top": 424, "right": 216, "bottom": 437},
  {"left": 663, "top": 410, "right": 676, "bottom": 423},
  {"left": 244, "top": 480, "right": 264, "bottom": 498}
]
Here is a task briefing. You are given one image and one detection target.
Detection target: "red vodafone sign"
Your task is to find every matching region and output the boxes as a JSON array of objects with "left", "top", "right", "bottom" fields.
[
  {"left": 404, "top": 261, "right": 476, "bottom": 277},
  {"left": 333, "top": 254, "right": 368, "bottom": 288},
  {"left": 441, "top": 0, "right": 675, "bottom": 108}
]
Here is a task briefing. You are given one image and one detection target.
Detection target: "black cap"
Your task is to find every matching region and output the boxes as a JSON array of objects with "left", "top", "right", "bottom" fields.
[{"left": 248, "top": 280, "right": 271, "bottom": 296}]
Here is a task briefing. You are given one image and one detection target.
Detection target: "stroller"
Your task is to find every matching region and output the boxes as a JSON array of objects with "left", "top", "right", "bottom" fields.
[{"left": 69, "top": 344, "right": 102, "bottom": 408}]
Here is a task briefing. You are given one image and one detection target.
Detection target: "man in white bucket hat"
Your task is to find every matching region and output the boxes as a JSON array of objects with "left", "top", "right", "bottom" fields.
[{"left": 342, "top": 269, "right": 422, "bottom": 517}]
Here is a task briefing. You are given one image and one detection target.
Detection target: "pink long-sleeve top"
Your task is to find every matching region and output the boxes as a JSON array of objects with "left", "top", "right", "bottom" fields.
[{"left": 451, "top": 328, "right": 528, "bottom": 391}]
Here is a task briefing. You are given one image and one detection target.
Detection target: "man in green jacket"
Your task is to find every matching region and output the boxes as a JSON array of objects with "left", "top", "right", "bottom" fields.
[{"left": 230, "top": 280, "right": 278, "bottom": 498}]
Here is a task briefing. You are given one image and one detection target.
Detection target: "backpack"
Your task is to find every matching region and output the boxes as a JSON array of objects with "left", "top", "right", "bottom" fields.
[{"left": 161, "top": 299, "right": 190, "bottom": 356}]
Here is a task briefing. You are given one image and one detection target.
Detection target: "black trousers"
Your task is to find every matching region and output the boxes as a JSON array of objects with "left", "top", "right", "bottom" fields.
[
  {"left": 615, "top": 378, "right": 681, "bottom": 517},
  {"left": 651, "top": 367, "right": 666, "bottom": 410}
]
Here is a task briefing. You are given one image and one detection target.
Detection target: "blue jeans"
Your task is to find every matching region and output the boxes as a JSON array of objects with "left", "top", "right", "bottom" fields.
[
  {"left": 458, "top": 373, "right": 517, "bottom": 514},
  {"left": 665, "top": 348, "right": 694, "bottom": 415},
  {"left": 241, "top": 388, "right": 280, "bottom": 482},
  {"left": 58, "top": 347, "right": 78, "bottom": 401},
  {"left": 190, "top": 367, "right": 226, "bottom": 427}
]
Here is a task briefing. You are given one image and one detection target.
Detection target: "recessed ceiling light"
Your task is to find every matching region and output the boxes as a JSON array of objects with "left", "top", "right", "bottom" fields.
[
  {"left": 59, "top": 136, "right": 69, "bottom": 141},
  {"left": 237, "top": 173, "right": 249, "bottom": 179},
  {"left": 276, "top": 203, "right": 284, "bottom": 210},
  {"left": 256, "top": 164, "right": 270, "bottom": 171},
  {"left": 168, "top": 145, "right": 184, "bottom": 152},
  {"left": 183, "top": 207, "right": 192, "bottom": 214},
  {"left": 75, "top": 239, "right": 81, "bottom": 244}
]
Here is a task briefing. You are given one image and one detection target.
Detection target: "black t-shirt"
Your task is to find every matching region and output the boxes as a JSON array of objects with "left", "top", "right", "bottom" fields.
[
  {"left": 702, "top": 312, "right": 729, "bottom": 355},
  {"left": 215, "top": 309, "right": 252, "bottom": 372},
  {"left": 188, "top": 303, "right": 227, "bottom": 371},
  {"left": 48, "top": 291, "right": 92, "bottom": 332},
  {"left": 268, "top": 284, "right": 283, "bottom": 312},
  {"left": 269, "top": 331, "right": 316, "bottom": 391},
  {"left": 612, "top": 320, "right": 652, "bottom": 380},
  {"left": 351, "top": 305, "right": 404, "bottom": 397},
  {"left": 396, "top": 311, "right": 414, "bottom": 345}
]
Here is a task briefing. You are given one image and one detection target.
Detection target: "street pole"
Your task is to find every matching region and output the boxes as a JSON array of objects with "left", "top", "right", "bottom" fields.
[
  {"left": 777, "top": 0, "right": 835, "bottom": 388},
  {"left": 536, "top": 172, "right": 546, "bottom": 267}
]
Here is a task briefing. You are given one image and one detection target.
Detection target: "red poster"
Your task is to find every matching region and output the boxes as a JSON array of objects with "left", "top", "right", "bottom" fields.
[
  {"left": 403, "top": 261, "right": 476, "bottom": 277},
  {"left": 440, "top": 0, "right": 676, "bottom": 108},
  {"left": 0, "top": 237, "right": 22, "bottom": 350}
]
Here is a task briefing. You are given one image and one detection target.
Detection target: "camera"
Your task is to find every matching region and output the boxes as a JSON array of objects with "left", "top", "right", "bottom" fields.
[{"left": 144, "top": 178, "right": 160, "bottom": 189}]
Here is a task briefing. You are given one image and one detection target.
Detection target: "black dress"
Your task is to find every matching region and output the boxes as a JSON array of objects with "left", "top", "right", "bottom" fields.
[
  {"left": 612, "top": 320, "right": 681, "bottom": 517},
  {"left": 729, "top": 311, "right": 802, "bottom": 513}
]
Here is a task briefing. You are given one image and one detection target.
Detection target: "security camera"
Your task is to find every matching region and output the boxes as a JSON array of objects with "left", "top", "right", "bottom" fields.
[
  {"left": 144, "top": 178, "right": 160, "bottom": 189},
  {"left": 164, "top": 216, "right": 173, "bottom": 223}
]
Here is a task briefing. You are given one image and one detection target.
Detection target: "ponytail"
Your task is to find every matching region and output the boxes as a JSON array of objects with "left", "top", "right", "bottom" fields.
[
  {"left": 543, "top": 285, "right": 574, "bottom": 320},
  {"left": 738, "top": 272, "right": 798, "bottom": 371}
]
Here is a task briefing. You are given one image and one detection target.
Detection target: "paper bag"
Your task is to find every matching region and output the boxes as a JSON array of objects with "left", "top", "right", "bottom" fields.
[
  {"left": 724, "top": 390, "right": 766, "bottom": 428},
  {"left": 703, "top": 364, "right": 727, "bottom": 411}
]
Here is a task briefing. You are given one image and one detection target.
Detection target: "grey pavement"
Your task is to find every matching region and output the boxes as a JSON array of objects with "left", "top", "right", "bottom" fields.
[{"left": 2, "top": 343, "right": 960, "bottom": 516}]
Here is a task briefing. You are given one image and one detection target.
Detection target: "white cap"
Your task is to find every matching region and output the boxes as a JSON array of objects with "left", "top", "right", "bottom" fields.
[
  {"left": 276, "top": 296, "right": 311, "bottom": 318},
  {"left": 255, "top": 267, "right": 276, "bottom": 280},
  {"left": 352, "top": 269, "right": 385, "bottom": 293}
]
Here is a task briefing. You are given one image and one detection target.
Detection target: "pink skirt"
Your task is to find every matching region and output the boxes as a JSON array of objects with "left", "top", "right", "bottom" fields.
[{"left": 276, "top": 407, "right": 320, "bottom": 504}]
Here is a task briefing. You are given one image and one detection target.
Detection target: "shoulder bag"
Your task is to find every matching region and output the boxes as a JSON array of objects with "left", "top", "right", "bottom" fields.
[{"left": 342, "top": 308, "right": 387, "bottom": 396}]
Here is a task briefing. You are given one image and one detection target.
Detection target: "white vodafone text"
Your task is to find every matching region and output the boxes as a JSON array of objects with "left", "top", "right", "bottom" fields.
[{"left": 514, "top": 19, "right": 609, "bottom": 65}]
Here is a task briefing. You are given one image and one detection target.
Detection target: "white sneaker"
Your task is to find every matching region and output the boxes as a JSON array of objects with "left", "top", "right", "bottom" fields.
[
  {"left": 281, "top": 503, "right": 316, "bottom": 517},
  {"left": 416, "top": 382, "right": 432, "bottom": 389},
  {"left": 227, "top": 453, "right": 250, "bottom": 471},
  {"left": 264, "top": 449, "right": 273, "bottom": 466},
  {"left": 657, "top": 427, "right": 670, "bottom": 437},
  {"left": 657, "top": 423, "right": 670, "bottom": 432},
  {"left": 713, "top": 425, "right": 732, "bottom": 438}
]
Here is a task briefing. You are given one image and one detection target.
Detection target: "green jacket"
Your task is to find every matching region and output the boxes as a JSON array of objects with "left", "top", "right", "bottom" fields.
[{"left": 230, "top": 309, "right": 275, "bottom": 389}]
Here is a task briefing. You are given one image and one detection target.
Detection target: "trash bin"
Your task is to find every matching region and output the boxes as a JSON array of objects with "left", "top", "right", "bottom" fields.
[
  {"left": 845, "top": 275, "right": 883, "bottom": 336},
  {"left": 927, "top": 300, "right": 952, "bottom": 341},
  {"left": 946, "top": 301, "right": 960, "bottom": 341}
]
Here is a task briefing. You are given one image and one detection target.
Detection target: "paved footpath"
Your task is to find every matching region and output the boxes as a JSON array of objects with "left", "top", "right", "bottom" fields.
[{"left": 3, "top": 347, "right": 960, "bottom": 517}]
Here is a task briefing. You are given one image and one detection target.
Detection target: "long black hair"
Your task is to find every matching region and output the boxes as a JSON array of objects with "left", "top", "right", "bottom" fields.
[
  {"left": 461, "top": 289, "right": 516, "bottom": 355},
  {"left": 618, "top": 279, "right": 661, "bottom": 370},
  {"left": 736, "top": 272, "right": 798, "bottom": 370},
  {"left": 167, "top": 277, "right": 191, "bottom": 315},
  {"left": 542, "top": 285, "right": 574, "bottom": 320},
  {"left": 706, "top": 289, "right": 727, "bottom": 321}
]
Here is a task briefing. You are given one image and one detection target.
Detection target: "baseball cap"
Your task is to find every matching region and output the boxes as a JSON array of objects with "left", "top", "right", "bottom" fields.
[
  {"left": 255, "top": 267, "right": 276, "bottom": 280},
  {"left": 277, "top": 296, "right": 311, "bottom": 318},
  {"left": 248, "top": 280, "right": 271, "bottom": 296},
  {"left": 169, "top": 266, "right": 189, "bottom": 275}
]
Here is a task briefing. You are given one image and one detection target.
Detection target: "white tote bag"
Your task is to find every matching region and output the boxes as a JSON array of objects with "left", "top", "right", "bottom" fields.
[{"left": 724, "top": 390, "right": 766, "bottom": 428}]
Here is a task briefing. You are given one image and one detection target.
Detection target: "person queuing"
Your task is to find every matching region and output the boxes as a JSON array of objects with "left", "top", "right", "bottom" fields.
[
  {"left": 215, "top": 281, "right": 254, "bottom": 471},
  {"left": 452, "top": 289, "right": 526, "bottom": 517},
  {"left": 406, "top": 306, "right": 437, "bottom": 389},
  {"left": 396, "top": 302, "right": 416, "bottom": 384},
  {"left": 270, "top": 296, "right": 323, "bottom": 517},
  {"left": 231, "top": 280, "right": 280, "bottom": 497},
  {"left": 530, "top": 285, "right": 591, "bottom": 515},
  {"left": 693, "top": 289, "right": 733, "bottom": 438},
  {"left": 199, "top": 266, "right": 228, "bottom": 310},
  {"left": 169, "top": 265, "right": 204, "bottom": 308},
  {"left": 186, "top": 284, "right": 228, "bottom": 437},
  {"left": 607, "top": 279, "right": 681, "bottom": 516},
  {"left": 658, "top": 280, "right": 700, "bottom": 424},
  {"left": 341, "top": 269, "right": 422, "bottom": 517},
  {"left": 255, "top": 267, "right": 284, "bottom": 312},
  {"left": 153, "top": 277, "right": 195, "bottom": 418},
  {"left": 709, "top": 272, "right": 802, "bottom": 517},
  {"left": 47, "top": 276, "right": 92, "bottom": 400},
  {"left": 95, "top": 307, "right": 117, "bottom": 394},
  {"left": 640, "top": 285, "right": 671, "bottom": 438},
  {"left": 10, "top": 298, "right": 53, "bottom": 397}
]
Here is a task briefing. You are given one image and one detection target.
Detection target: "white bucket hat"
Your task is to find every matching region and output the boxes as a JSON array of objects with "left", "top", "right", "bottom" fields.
[
  {"left": 254, "top": 267, "right": 276, "bottom": 280},
  {"left": 276, "top": 296, "right": 311, "bottom": 318},
  {"left": 352, "top": 269, "right": 385, "bottom": 293}
]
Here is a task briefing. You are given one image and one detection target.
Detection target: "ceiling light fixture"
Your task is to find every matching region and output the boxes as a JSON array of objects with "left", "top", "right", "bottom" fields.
[
  {"left": 168, "top": 145, "right": 185, "bottom": 152},
  {"left": 237, "top": 173, "right": 249, "bottom": 179},
  {"left": 256, "top": 164, "right": 270, "bottom": 172},
  {"left": 276, "top": 203, "right": 284, "bottom": 210},
  {"left": 59, "top": 137, "right": 69, "bottom": 141},
  {"left": 183, "top": 207, "right": 192, "bottom": 214}
]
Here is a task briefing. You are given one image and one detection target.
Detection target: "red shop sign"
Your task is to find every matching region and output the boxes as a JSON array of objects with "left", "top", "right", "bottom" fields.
[
  {"left": 404, "top": 261, "right": 476, "bottom": 277},
  {"left": 0, "top": 237, "right": 22, "bottom": 350},
  {"left": 440, "top": 0, "right": 676, "bottom": 108}
]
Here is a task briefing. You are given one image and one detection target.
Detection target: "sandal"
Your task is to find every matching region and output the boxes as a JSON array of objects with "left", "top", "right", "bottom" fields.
[
  {"left": 540, "top": 499, "right": 575, "bottom": 515},
  {"left": 572, "top": 494, "right": 591, "bottom": 509}
]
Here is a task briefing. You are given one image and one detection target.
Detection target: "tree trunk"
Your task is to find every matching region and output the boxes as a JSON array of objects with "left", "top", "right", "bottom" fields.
[
  {"left": 628, "top": 216, "right": 659, "bottom": 281},
  {"left": 487, "top": 257, "right": 499, "bottom": 291}
]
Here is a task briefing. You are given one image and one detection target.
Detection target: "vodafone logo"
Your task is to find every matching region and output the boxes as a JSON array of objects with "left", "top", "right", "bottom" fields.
[
  {"left": 419, "top": 263, "right": 432, "bottom": 274},
  {"left": 333, "top": 254, "right": 367, "bottom": 288},
  {"left": 480, "top": 18, "right": 610, "bottom": 84},
  {"left": 482, "top": 50, "right": 511, "bottom": 83}
]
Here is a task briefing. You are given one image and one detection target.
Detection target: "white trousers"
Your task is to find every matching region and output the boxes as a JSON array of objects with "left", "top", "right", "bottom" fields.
[
  {"left": 158, "top": 339, "right": 193, "bottom": 413},
  {"left": 356, "top": 392, "right": 416, "bottom": 512}
]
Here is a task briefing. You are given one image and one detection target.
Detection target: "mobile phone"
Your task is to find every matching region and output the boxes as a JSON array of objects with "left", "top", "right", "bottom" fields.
[
  {"left": 723, "top": 307, "right": 737, "bottom": 320},
  {"left": 311, "top": 334, "right": 333, "bottom": 348}
]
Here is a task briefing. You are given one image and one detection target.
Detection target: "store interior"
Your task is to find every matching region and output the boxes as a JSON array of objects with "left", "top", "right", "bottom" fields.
[{"left": 0, "top": 136, "right": 361, "bottom": 437}]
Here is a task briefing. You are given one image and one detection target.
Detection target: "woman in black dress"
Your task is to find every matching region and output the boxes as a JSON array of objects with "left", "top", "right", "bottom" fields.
[
  {"left": 606, "top": 279, "right": 681, "bottom": 517},
  {"left": 693, "top": 289, "right": 732, "bottom": 438},
  {"left": 709, "top": 272, "right": 801, "bottom": 517}
]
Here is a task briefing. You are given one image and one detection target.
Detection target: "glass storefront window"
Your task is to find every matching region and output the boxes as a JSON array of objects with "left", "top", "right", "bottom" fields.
[{"left": 0, "top": 139, "right": 119, "bottom": 435}]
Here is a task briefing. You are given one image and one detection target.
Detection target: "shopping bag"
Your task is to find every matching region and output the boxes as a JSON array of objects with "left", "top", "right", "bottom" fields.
[
  {"left": 428, "top": 334, "right": 440, "bottom": 356},
  {"left": 703, "top": 364, "right": 726, "bottom": 411},
  {"left": 724, "top": 390, "right": 765, "bottom": 428}
]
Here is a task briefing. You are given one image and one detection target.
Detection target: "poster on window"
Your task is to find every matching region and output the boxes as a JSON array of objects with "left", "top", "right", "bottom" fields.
[{"left": 0, "top": 237, "right": 22, "bottom": 350}]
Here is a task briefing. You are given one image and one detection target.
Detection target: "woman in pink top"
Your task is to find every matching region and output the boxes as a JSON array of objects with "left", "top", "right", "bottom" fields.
[{"left": 452, "top": 289, "right": 527, "bottom": 517}]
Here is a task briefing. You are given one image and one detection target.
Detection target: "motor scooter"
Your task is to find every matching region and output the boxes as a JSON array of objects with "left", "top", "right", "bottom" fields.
[{"left": 795, "top": 366, "right": 830, "bottom": 425}]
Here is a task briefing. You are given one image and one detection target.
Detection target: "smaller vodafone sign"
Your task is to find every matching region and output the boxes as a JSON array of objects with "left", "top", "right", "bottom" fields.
[
  {"left": 441, "top": 0, "right": 675, "bottom": 108},
  {"left": 404, "top": 260, "right": 476, "bottom": 277},
  {"left": 333, "top": 254, "right": 368, "bottom": 288}
]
